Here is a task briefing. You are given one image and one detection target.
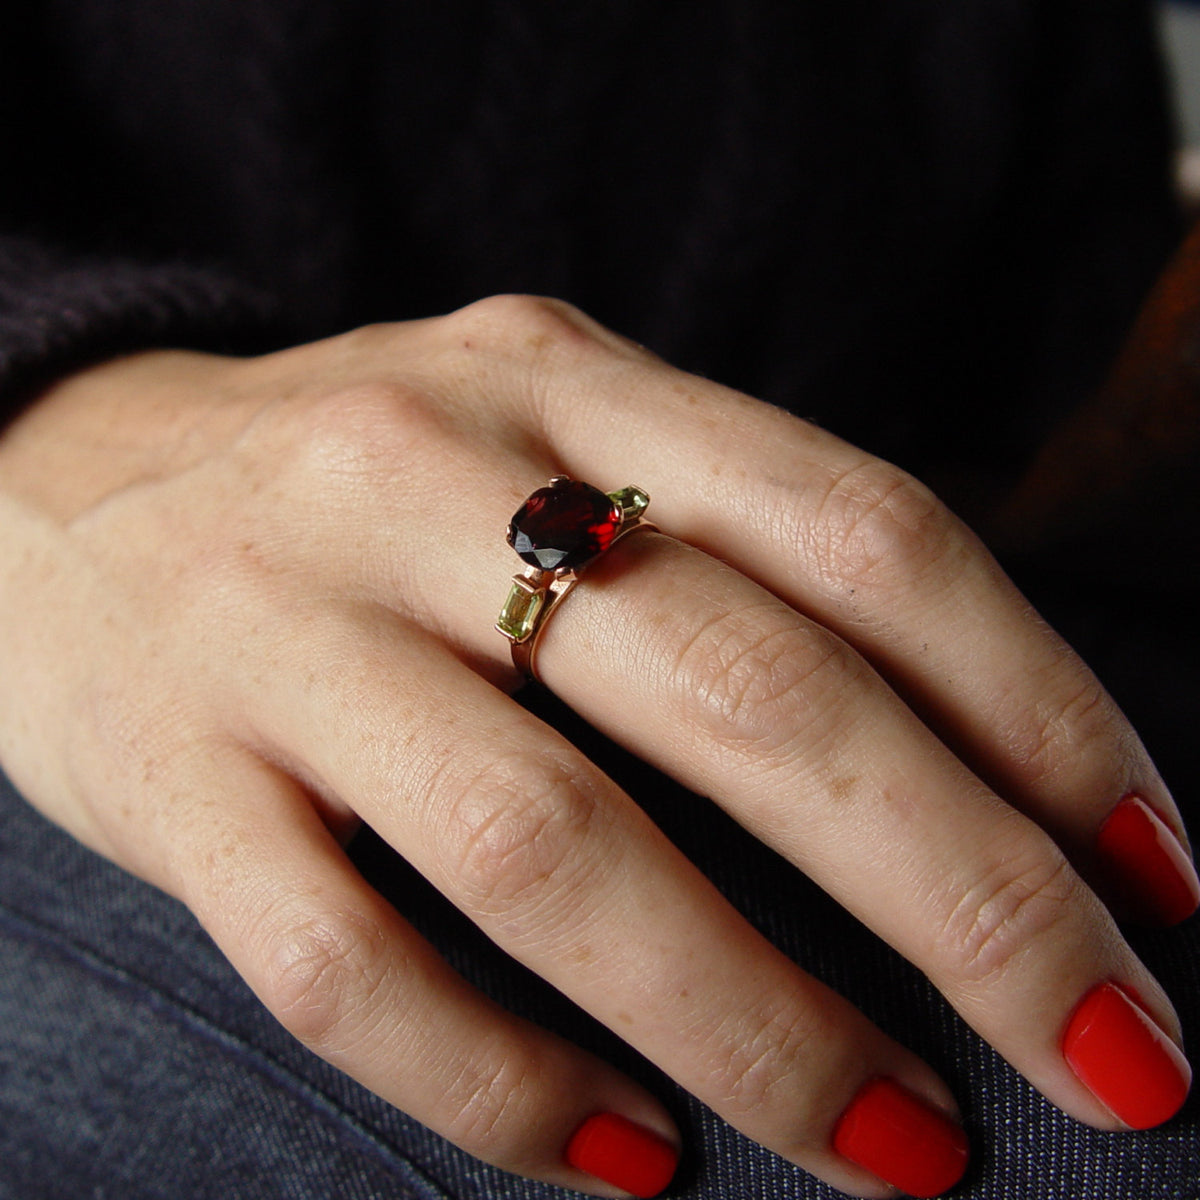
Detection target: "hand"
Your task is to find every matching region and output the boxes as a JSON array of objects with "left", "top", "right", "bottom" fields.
[{"left": 0, "top": 296, "right": 1194, "bottom": 1199}]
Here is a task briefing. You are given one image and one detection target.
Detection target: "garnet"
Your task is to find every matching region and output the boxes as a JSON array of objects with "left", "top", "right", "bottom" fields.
[{"left": 508, "top": 479, "right": 621, "bottom": 571}]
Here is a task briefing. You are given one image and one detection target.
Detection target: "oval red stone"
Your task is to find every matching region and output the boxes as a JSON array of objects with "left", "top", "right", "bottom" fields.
[{"left": 508, "top": 480, "right": 621, "bottom": 571}]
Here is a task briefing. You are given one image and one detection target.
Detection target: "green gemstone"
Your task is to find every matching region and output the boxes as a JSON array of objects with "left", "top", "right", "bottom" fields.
[
  {"left": 608, "top": 486, "right": 649, "bottom": 519},
  {"left": 496, "top": 578, "right": 544, "bottom": 642}
]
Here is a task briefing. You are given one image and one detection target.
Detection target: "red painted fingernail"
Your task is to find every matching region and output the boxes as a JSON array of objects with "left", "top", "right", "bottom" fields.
[
  {"left": 832, "top": 1078, "right": 969, "bottom": 1198},
  {"left": 1096, "top": 794, "right": 1200, "bottom": 926},
  {"left": 1063, "top": 981, "right": 1191, "bottom": 1129},
  {"left": 565, "top": 1112, "right": 678, "bottom": 1198}
]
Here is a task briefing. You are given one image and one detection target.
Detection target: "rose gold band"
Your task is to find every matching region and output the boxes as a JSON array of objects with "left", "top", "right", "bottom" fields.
[
  {"left": 495, "top": 479, "right": 654, "bottom": 682},
  {"left": 506, "top": 516, "right": 656, "bottom": 680}
]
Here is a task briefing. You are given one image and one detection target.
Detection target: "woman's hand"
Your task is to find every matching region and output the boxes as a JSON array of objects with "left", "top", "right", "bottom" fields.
[{"left": 0, "top": 296, "right": 1194, "bottom": 1199}]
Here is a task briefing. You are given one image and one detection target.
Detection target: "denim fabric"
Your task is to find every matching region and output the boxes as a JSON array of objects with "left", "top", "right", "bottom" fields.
[{"left": 2, "top": 614, "right": 1199, "bottom": 1199}]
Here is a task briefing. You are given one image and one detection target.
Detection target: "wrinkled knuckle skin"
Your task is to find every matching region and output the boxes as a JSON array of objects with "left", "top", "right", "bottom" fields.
[
  {"left": 263, "top": 907, "right": 394, "bottom": 1051},
  {"left": 442, "top": 1049, "right": 544, "bottom": 1162},
  {"left": 672, "top": 603, "right": 848, "bottom": 761},
  {"left": 807, "top": 459, "right": 961, "bottom": 593},
  {"left": 937, "top": 842, "right": 1081, "bottom": 990},
  {"left": 437, "top": 753, "right": 608, "bottom": 928},
  {"left": 1002, "top": 675, "right": 1120, "bottom": 793},
  {"left": 704, "top": 1001, "right": 822, "bottom": 1125}
]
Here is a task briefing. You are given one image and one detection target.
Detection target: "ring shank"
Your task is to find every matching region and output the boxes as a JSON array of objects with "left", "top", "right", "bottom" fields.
[{"left": 509, "top": 517, "right": 657, "bottom": 681}]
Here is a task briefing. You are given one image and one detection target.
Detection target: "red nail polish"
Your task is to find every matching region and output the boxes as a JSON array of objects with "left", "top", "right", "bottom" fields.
[
  {"left": 1063, "top": 981, "right": 1191, "bottom": 1129},
  {"left": 1096, "top": 794, "right": 1200, "bottom": 926},
  {"left": 832, "top": 1078, "right": 969, "bottom": 1198},
  {"left": 565, "top": 1112, "right": 678, "bottom": 1198}
]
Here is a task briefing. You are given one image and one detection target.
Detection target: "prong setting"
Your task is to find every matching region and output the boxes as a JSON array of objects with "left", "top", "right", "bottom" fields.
[{"left": 496, "top": 477, "right": 655, "bottom": 678}]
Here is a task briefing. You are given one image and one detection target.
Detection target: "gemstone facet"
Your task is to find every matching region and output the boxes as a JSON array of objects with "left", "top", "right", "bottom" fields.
[{"left": 508, "top": 480, "right": 622, "bottom": 572}]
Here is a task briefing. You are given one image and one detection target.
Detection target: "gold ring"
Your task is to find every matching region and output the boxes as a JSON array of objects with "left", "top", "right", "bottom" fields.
[{"left": 495, "top": 476, "right": 655, "bottom": 680}]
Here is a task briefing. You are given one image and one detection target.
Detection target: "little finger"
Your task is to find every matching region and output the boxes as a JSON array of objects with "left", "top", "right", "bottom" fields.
[{"left": 170, "top": 744, "right": 682, "bottom": 1200}]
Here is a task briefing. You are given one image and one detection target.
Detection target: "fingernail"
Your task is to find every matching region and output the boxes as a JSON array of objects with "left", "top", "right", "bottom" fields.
[
  {"left": 565, "top": 1112, "right": 678, "bottom": 1198},
  {"left": 1063, "top": 981, "right": 1191, "bottom": 1129},
  {"left": 1096, "top": 794, "right": 1200, "bottom": 926},
  {"left": 832, "top": 1078, "right": 969, "bottom": 1198}
]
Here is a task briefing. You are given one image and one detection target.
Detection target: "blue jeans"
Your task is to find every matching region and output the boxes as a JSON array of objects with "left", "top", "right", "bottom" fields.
[{"left": 2, "top": 666, "right": 1198, "bottom": 1199}]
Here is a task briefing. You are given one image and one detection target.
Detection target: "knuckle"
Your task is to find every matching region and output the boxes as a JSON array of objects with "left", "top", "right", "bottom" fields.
[
  {"left": 273, "top": 381, "right": 448, "bottom": 488},
  {"left": 936, "top": 835, "right": 1081, "bottom": 989},
  {"left": 442, "top": 1047, "right": 543, "bottom": 1159},
  {"left": 807, "top": 459, "right": 961, "bottom": 593},
  {"left": 450, "top": 292, "right": 598, "bottom": 350},
  {"left": 1000, "top": 672, "right": 1119, "bottom": 791},
  {"left": 262, "top": 907, "right": 394, "bottom": 1050},
  {"left": 701, "top": 997, "right": 821, "bottom": 1122},
  {"left": 436, "top": 752, "right": 609, "bottom": 927},
  {"left": 671, "top": 601, "right": 851, "bottom": 761},
  {"left": 445, "top": 293, "right": 622, "bottom": 379}
]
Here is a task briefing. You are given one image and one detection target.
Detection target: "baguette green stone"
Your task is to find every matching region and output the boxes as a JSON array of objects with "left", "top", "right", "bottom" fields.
[{"left": 496, "top": 578, "right": 544, "bottom": 642}]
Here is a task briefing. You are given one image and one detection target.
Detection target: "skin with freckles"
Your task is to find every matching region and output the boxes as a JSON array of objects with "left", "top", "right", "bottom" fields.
[{"left": 0, "top": 296, "right": 1194, "bottom": 1199}]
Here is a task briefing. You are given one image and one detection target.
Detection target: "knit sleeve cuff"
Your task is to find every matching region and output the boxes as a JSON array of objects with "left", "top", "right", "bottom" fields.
[{"left": 0, "top": 236, "right": 282, "bottom": 419}]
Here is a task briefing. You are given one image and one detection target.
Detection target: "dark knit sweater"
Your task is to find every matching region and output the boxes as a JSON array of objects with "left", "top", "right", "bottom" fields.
[{"left": 0, "top": 1, "right": 1182, "bottom": 484}]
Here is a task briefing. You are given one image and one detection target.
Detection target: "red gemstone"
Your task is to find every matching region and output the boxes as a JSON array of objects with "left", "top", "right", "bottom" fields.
[{"left": 508, "top": 480, "right": 621, "bottom": 571}]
